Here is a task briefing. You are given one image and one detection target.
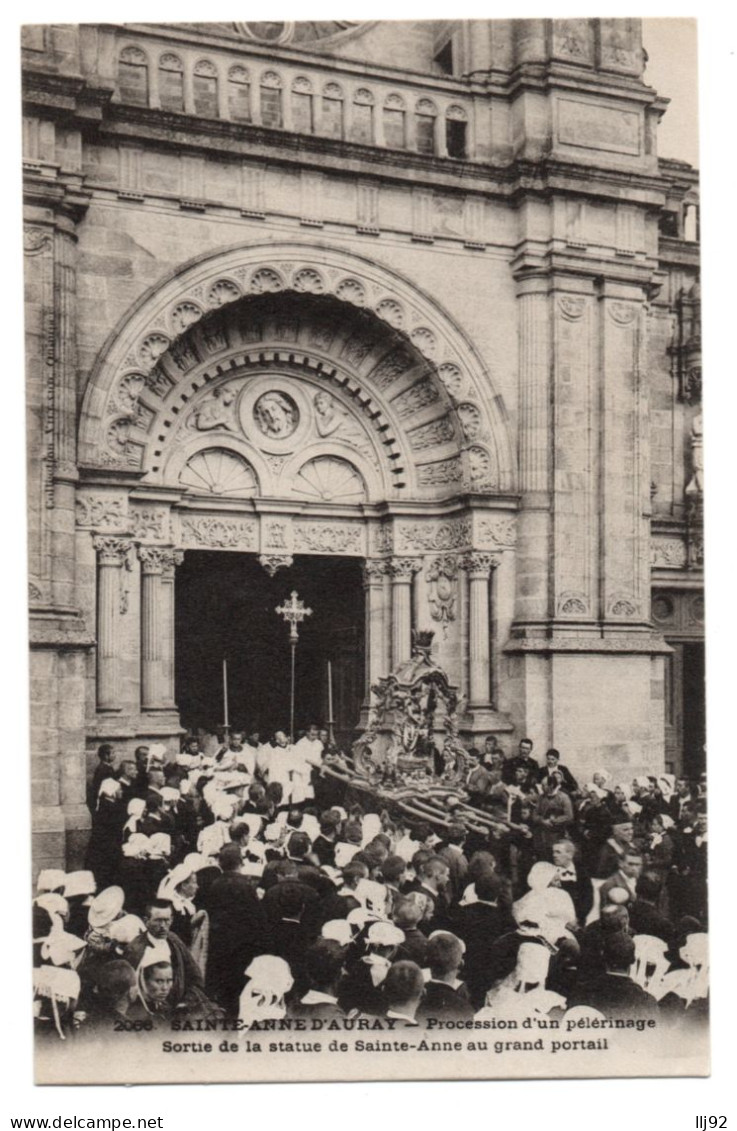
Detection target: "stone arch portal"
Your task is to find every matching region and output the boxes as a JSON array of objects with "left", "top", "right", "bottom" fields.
[
  {"left": 77, "top": 242, "right": 518, "bottom": 748},
  {"left": 79, "top": 241, "right": 515, "bottom": 496}
]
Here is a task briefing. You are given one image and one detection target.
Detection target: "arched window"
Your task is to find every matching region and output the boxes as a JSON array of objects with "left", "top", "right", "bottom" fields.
[
  {"left": 351, "top": 88, "right": 374, "bottom": 145},
  {"left": 260, "top": 71, "right": 283, "bottom": 129},
  {"left": 118, "top": 46, "right": 149, "bottom": 107},
  {"left": 291, "top": 76, "right": 314, "bottom": 134},
  {"left": 415, "top": 98, "right": 437, "bottom": 156},
  {"left": 193, "top": 59, "right": 219, "bottom": 118},
  {"left": 228, "top": 65, "right": 251, "bottom": 122},
  {"left": 683, "top": 201, "right": 699, "bottom": 242},
  {"left": 322, "top": 82, "right": 344, "bottom": 140},
  {"left": 158, "top": 53, "right": 184, "bottom": 113},
  {"left": 446, "top": 104, "right": 468, "bottom": 159},
  {"left": 383, "top": 93, "right": 406, "bottom": 150}
]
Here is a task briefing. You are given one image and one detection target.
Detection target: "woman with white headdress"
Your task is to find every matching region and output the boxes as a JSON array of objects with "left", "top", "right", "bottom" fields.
[
  {"left": 513, "top": 862, "right": 577, "bottom": 948},
  {"left": 656, "top": 932, "right": 709, "bottom": 1024},
  {"left": 238, "top": 955, "right": 294, "bottom": 1028},
  {"left": 122, "top": 797, "right": 146, "bottom": 841},
  {"left": 157, "top": 861, "right": 209, "bottom": 975},
  {"left": 476, "top": 942, "right": 566, "bottom": 1020},
  {"left": 33, "top": 931, "right": 86, "bottom": 1041},
  {"left": 129, "top": 942, "right": 176, "bottom": 1027}
]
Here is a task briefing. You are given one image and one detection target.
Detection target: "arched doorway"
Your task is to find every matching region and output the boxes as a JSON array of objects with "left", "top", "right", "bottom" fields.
[{"left": 76, "top": 242, "right": 517, "bottom": 754}]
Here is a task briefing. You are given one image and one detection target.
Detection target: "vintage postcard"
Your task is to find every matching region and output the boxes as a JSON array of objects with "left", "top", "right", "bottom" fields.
[{"left": 23, "top": 16, "right": 707, "bottom": 1085}]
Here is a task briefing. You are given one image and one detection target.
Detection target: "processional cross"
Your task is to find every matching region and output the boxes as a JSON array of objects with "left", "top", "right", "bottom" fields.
[{"left": 275, "top": 590, "right": 312, "bottom": 742}]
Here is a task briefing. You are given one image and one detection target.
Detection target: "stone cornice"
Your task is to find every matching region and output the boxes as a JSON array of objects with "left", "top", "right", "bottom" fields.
[
  {"left": 23, "top": 169, "right": 92, "bottom": 226},
  {"left": 503, "top": 63, "right": 661, "bottom": 107},
  {"left": 657, "top": 236, "right": 700, "bottom": 271},
  {"left": 22, "top": 68, "right": 679, "bottom": 207},
  {"left": 22, "top": 66, "right": 114, "bottom": 123},
  {"left": 504, "top": 633, "right": 673, "bottom": 655},
  {"left": 29, "top": 611, "right": 95, "bottom": 650}
]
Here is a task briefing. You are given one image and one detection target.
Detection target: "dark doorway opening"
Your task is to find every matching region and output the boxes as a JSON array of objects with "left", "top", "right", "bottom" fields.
[
  {"left": 175, "top": 552, "right": 365, "bottom": 745},
  {"left": 682, "top": 641, "right": 706, "bottom": 779}
]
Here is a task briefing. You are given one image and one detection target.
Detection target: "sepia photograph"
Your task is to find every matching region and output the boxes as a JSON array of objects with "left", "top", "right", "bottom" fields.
[{"left": 21, "top": 13, "right": 709, "bottom": 1087}]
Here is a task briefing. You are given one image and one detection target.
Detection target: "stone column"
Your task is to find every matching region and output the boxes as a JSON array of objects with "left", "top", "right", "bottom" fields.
[
  {"left": 461, "top": 552, "right": 498, "bottom": 709},
  {"left": 139, "top": 547, "right": 183, "bottom": 711},
  {"left": 93, "top": 537, "right": 132, "bottom": 711},
  {"left": 515, "top": 278, "right": 552, "bottom": 627},
  {"left": 362, "top": 559, "right": 389, "bottom": 696},
  {"left": 389, "top": 558, "right": 421, "bottom": 668},
  {"left": 51, "top": 225, "right": 80, "bottom": 608}
]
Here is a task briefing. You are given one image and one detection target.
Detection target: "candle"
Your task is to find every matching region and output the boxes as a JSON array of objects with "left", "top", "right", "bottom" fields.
[
  {"left": 327, "top": 661, "right": 333, "bottom": 723},
  {"left": 223, "top": 658, "right": 229, "bottom": 729}
]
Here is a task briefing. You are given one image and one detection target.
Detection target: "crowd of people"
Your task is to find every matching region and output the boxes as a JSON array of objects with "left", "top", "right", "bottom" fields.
[{"left": 32, "top": 729, "right": 709, "bottom": 1041}]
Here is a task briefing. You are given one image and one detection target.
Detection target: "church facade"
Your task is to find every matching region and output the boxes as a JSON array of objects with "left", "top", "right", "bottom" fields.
[{"left": 22, "top": 19, "right": 703, "bottom": 874}]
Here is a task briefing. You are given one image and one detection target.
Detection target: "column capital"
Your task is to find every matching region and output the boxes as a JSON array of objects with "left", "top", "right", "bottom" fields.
[
  {"left": 460, "top": 551, "right": 500, "bottom": 576},
  {"left": 138, "top": 546, "right": 183, "bottom": 576},
  {"left": 93, "top": 536, "right": 133, "bottom": 565},
  {"left": 362, "top": 558, "right": 389, "bottom": 586},
  {"left": 389, "top": 557, "right": 422, "bottom": 581}
]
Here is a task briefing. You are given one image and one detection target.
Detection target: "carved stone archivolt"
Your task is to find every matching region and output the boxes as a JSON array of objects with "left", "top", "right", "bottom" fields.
[
  {"left": 79, "top": 242, "right": 515, "bottom": 495},
  {"left": 466, "top": 445, "right": 498, "bottom": 491}
]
